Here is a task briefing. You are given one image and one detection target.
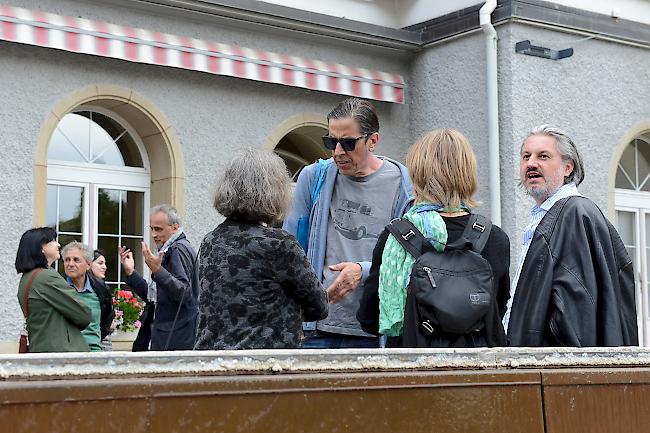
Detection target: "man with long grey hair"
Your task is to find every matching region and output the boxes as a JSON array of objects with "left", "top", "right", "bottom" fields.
[
  {"left": 283, "top": 97, "right": 413, "bottom": 348},
  {"left": 504, "top": 124, "right": 637, "bottom": 347},
  {"left": 119, "top": 204, "right": 199, "bottom": 350}
]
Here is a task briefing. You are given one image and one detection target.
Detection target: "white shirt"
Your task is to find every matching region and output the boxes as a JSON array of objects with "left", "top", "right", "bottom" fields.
[{"left": 502, "top": 183, "right": 582, "bottom": 333}]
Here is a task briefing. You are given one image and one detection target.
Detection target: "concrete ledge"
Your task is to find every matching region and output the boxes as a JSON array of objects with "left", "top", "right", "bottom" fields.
[
  {"left": 3, "top": 348, "right": 650, "bottom": 433},
  {"left": 1, "top": 347, "right": 649, "bottom": 380}
]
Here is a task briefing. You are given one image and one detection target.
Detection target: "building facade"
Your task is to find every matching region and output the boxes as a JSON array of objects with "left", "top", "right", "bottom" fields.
[{"left": 0, "top": 0, "right": 649, "bottom": 348}]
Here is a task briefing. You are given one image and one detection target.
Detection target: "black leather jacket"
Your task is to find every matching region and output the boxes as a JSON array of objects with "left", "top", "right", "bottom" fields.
[
  {"left": 507, "top": 196, "right": 638, "bottom": 347},
  {"left": 88, "top": 275, "right": 116, "bottom": 340}
]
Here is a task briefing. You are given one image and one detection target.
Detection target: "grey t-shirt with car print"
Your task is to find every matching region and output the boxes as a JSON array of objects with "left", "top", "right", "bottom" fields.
[{"left": 317, "top": 160, "right": 401, "bottom": 336}]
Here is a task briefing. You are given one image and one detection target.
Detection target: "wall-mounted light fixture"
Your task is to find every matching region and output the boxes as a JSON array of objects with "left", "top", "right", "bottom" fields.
[{"left": 515, "top": 40, "right": 573, "bottom": 60}]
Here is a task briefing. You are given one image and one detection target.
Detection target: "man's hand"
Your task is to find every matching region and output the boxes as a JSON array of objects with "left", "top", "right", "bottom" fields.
[
  {"left": 142, "top": 241, "right": 164, "bottom": 274},
  {"left": 119, "top": 246, "right": 135, "bottom": 276},
  {"left": 326, "top": 262, "right": 363, "bottom": 304}
]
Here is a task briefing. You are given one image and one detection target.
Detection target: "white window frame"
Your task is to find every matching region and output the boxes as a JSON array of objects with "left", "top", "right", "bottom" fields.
[
  {"left": 47, "top": 105, "right": 151, "bottom": 172},
  {"left": 46, "top": 106, "right": 152, "bottom": 283},
  {"left": 92, "top": 183, "right": 151, "bottom": 286},
  {"left": 46, "top": 180, "right": 91, "bottom": 246},
  {"left": 616, "top": 189, "right": 650, "bottom": 346}
]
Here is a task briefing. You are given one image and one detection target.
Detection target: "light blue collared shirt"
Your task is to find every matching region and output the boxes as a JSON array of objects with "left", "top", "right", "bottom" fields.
[
  {"left": 502, "top": 183, "right": 582, "bottom": 333},
  {"left": 66, "top": 274, "right": 94, "bottom": 293}
]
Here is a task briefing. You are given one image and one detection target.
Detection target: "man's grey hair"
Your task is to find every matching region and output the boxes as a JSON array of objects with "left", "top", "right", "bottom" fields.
[
  {"left": 213, "top": 148, "right": 291, "bottom": 224},
  {"left": 327, "top": 97, "right": 379, "bottom": 135},
  {"left": 150, "top": 204, "right": 181, "bottom": 225},
  {"left": 522, "top": 124, "right": 585, "bottom": 186},
  {"left": 61, "top": 241, "right": 93, "bottom": 262}
]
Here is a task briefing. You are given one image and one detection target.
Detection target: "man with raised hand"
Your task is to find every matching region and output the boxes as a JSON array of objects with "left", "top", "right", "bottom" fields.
[{"left": 120, "top": 204, "right": 198, "bottom": 351}]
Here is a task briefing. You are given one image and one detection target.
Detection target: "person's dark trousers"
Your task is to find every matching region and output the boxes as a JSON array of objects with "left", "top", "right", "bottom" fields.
[
  {"left": 301, "top": 330, "right": 379, "bottom": 349},
  {"left": 132, "top": 303, "right": 153, "bottom": 351}
]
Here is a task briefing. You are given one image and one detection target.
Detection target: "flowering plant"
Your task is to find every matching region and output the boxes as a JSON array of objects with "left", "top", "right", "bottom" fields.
[{"left": 113, "top": 289, "right": 144, "bottom": 333}]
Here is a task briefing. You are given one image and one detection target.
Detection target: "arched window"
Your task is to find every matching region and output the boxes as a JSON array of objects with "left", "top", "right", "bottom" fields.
[
  {"left": 46, "top": 107, "right": 150, "bottom": 290},
  {"left": 274, "top": 125, "right": 329, "bottom": 180},
  {"left": 615, "top": 132, "right": 650, "bottom": 346},
  {"left": 615, "top": 135, "right": 650, "bottom": 191}
]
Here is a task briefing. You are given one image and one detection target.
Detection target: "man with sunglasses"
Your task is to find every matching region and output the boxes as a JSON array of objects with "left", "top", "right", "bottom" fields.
[{"left": 284, "top": 97, "right": 413, "bottom": 348}]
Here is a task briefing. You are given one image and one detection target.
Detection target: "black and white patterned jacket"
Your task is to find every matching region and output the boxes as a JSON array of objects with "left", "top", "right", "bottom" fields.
[{"left": 194, "top": 219, "right": 328, "bottom": 349}]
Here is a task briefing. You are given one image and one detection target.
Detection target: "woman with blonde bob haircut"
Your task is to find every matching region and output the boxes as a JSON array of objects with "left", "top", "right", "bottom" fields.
[
  {"left": 358, "top": 129, "right": 510, "bottom": 348},
  {"left": 195, "top": 148, "right": 328, "bottom": 350},
  {"left": 407, "top": 128, "right": 478, "bottom": 211}
]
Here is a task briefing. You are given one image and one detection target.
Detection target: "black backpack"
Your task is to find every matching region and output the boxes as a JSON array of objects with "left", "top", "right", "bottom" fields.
[{"left": 386, "top": 214, "right": 494, "bottom": 347}]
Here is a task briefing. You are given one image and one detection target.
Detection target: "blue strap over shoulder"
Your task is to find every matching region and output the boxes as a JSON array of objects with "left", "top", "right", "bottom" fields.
[
  {"left": 297, "top": 158, "right": 331, "bottom": 252},
  {"left": 309, "top": 158, "right": 330, "bottom": 209}
]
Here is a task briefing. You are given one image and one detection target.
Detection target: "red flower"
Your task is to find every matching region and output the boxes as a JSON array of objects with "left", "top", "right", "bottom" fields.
[
  {"left": 116, "top": 290, "right": 131, "bottom": 299},
  {"left": 112, "top": 288, "right": 144, "bottom": 333}
]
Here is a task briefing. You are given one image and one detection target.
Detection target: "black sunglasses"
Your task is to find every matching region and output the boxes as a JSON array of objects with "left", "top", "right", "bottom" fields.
[{"left": 321, "top": 134, "right": 369, "bottom": 151}]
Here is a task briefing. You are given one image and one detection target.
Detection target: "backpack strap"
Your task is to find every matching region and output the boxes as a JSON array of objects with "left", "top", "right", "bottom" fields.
[
  {"left": 22, "top": 268, "right": 44, "bottom": 319},
  {"left": 308, "top": 159, "right": 330, "bottom": 210},
  {"left": 385, "top": 219, "right": 430, "bottom": 259},
  {"left": 460, "top": 214, "right": 492, "bottom": 254}
]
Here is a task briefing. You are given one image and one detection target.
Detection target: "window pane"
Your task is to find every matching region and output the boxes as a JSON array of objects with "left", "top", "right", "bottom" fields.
[
  {"left": 616, "top": 211, "right": 636, "bottom": 246},
  {"left": 638, "top": 139, "right": 650, "bottom": 192},
  {"left": 98, "top": 236, "right": 120, "bottom": 283},
  {"left": 637, "top": 141, "right": 650, "bottom": 185},
  {"left": 106, "top": 283, "right": 119, "bottom": 296},
  {"left": 48, "top": 114, "right": 88, "bottom": 163},
  {"left": 122, "top": 237, "right": 144, "bottom": 276},
  {"left": 122, "top": 191, "right": 144, "bottom": 236},
  {"left": 619, "top": 144, "right": 637, "bottom": 188},
  {"left": 616, "top": 168, "right": 635, "bottom": 190},
  {"left": 84, "top": 112, "right": 125, "bottom": 166},
  {"left": 115, "top": 133, "right": 143, "bottom": 167},
  {"left": 58, "top": 186, "right": 84, "bottom": 233},
  {"left": 617, "top": 211, "right": 638, "bottom": 278},
  {"left": 56, "top": 234, "right": 82, "bottom": 277},
  {"left": 275, "top": 126, "right": 328, "bottom": 180},
  {"left": 98, "top": 188, "right": 121, "bottom": 234},
  {"left": 47, "top": 111, "right": 142, "bottom": 167},
  {"left": 645, "top": 282, "right": 649, "bottom": 320},
  {"left": 46, "top": 185, "right": 58, "bottom": 230}
]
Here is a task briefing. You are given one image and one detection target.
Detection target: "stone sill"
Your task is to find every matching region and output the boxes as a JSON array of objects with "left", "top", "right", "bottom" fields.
[{"left": 1, "top": 347, "right": 649, "bottom": 380}]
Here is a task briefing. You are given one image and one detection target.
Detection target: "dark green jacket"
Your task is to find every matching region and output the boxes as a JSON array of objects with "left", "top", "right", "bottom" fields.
[{"left": 18, "top": 267, "right": 91, "bottom": 352}]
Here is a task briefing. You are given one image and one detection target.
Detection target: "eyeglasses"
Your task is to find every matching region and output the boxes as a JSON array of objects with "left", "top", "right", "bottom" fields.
[{"left": 321, "top": 134, "right": 369, "bottom": 152}]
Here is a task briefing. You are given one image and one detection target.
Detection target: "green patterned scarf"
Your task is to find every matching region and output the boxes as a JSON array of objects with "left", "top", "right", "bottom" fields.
[{"left": 378, "top": 203, "right": 447, "bottom": 336}]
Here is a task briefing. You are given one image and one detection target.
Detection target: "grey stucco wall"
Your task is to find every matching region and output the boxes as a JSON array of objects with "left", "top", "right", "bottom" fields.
[
  {"left": 409, "top": 31, "right": 492, "bottom": 213},
  {"left": 406, "top": 21, "right": 650, "bottom": 280},
  {"left": 0, "top": 0, "right": 412, "bottom": 342},
  {"left": 412, "top": 22, "right": 650, "bottom": 233},
  {"left": 503, "top": 22, "right": 650, "bottom": 261}
]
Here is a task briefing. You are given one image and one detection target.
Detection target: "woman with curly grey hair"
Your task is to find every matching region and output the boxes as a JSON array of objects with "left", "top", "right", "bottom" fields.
[{"left": 194, "top": 148, "right": 328, "bottom": 349}]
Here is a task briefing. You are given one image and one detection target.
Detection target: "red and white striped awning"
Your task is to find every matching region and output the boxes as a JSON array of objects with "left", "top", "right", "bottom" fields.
[{"left": 0, "top": 5, "right": 405, "bottom": 103}]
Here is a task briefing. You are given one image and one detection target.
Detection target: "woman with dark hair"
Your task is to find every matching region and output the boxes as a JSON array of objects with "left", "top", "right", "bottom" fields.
[
  {"left": 91, "top": 249, "right": 108, "bottom": 280},
  {"left": 90, "top": 248, "right": 116, "bottom": 351},
  {"left": 195, "top": 149, "right": 328, "bottom": 349},
  {"left": 16, "top": 227, "right": 91, "bottom": 352}
]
